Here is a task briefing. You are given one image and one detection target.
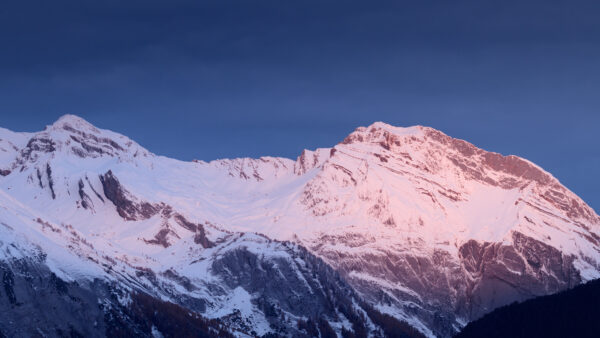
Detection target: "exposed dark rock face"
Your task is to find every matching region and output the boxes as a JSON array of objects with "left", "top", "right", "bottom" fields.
[
  {"left": 456, "top": 278, "right": 600, "bottom": 338},
  {"left": 144, "top": 228, "right": 173, "bottom": 248},
  {"left": 210, "top": 239, "right": 424, "bottom": 338},
  {"left": 316, "top": 231, "right": 583, "bottom": 337},
  {"left": 78, "top": 179, "right": 92, "bottom": 209},
  {"left": 459, "top": 231, "right": 581, "bottom": 321},
  {"left": 63, "top": 124, "right": 125, "bottom": 154},
  {"left": 86, "top": 176, "right": 105, "bottom": 202},
  {"left": 142, "top": 214, "right": 214, "bottom": 249},
  {"left": 173, "top": 213, "right": 197, "bottom": 232},
  {"left": 70, "top": 135, "right": 106, "bottom": 156},
  {"left": 0, "top": 169, "right": 10, "bottom": 176},
  {"left": 193, "top": 232, "right": 212, "bottom": 248},
  {"left": 36, "top": 167, "right": 44, "bottom": 188},
  {"left": 173, "top": 214, "right": 214, "bottom": 248},
  {"left": 99, "top": 170, "right": 159, "bottom": 221},
  {"left": 160, "top": 269, "right": 197, "bottom": 292},
  {"left": 0, "top": 258, "right": 107, "bottom": 337},
  {"left": 97, "top": 171, "right": 214, "bottom": 248},
  {"left": 33, "top": 164, "right": 56, "bottom": 198},
  {"left": 46, "top": 163, "right": 56, "bottom": 199},
  {"left": 19, "top": 136, "right": 56, "bottom": 163},
  {"left": 322, "top": 247, "right": 463, "bottom": 337},
  {"left": 212, "top": 244, "right": 350, "bottom": 320}
]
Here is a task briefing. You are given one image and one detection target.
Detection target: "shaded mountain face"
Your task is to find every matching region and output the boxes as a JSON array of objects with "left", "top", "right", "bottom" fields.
[
  {"left": 0, "top": 256, "right": 234, "bottom": 338},
  {"left": 455, "top": 278, "right": 600, "bottom": 338},
  {"left": 0, "top": 115, "right": 598, "bottom": 337}
]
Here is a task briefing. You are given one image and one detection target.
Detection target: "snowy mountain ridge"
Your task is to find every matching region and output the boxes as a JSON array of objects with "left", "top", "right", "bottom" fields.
[{"left": 0, "top": 114, "right": 598, "bottom": 337}]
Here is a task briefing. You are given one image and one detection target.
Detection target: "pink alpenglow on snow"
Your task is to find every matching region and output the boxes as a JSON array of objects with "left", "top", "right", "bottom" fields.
[{"left": 0, "top": 115, "right": 598, "bottom": 337}]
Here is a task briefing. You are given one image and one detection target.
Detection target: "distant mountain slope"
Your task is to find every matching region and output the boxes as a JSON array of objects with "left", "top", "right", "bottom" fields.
[
  {"left": 455, "top": 278, "right": 600, "bottom": 338},
  {"left": 0, "top": 114, "right": 599, "bottom": 337}
]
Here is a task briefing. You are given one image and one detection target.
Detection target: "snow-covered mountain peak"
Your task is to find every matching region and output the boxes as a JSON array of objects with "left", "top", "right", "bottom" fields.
[
  {"left": 339, "top": 122, "right": 567, "bottom": 192},
  {"left": 301, "top": 121, "right": 599, "bottom": 239},
  {"left": 363, "top": 121, "right": 425, "bottom": 135},
  {"left": 341, "top": 122, "right": 425, "bottom": 146},
  {"left": 48, "top": 114, "right": 101, "bottom": 134},
  {"left": 14, "top": 114, "right": 153, "bottom": 167}
]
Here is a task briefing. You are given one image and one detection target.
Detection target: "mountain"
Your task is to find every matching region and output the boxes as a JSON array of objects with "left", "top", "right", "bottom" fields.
[
  {"left": 455, "top": 278, "right": 600, "bottom": 338},
  {"left": 0, "top": 114, "right": 598, "bottom": 337}
]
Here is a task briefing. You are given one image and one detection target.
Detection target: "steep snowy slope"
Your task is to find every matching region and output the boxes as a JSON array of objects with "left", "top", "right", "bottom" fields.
[{"left": 0, "top": 114, "right": 598, "bottom": 337}]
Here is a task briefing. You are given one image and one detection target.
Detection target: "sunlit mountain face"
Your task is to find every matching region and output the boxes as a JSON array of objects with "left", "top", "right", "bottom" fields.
[{"left": 0, "top": 115, "right": 598, "bottom": 337}]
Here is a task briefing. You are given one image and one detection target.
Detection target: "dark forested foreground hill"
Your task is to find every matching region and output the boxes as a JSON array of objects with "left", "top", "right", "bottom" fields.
[{"left": 456, "top": 278, "right": 600, "bottom": 338}]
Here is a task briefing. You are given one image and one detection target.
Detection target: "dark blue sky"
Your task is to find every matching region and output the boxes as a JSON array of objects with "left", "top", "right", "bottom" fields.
[{"left": 0, "top": 1, "right": 598, "bottom": 210}]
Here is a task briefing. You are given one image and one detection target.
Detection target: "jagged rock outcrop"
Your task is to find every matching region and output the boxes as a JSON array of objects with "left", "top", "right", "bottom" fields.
[{"left": 99, "top": 170, "right": 159, "bottom": 221}]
